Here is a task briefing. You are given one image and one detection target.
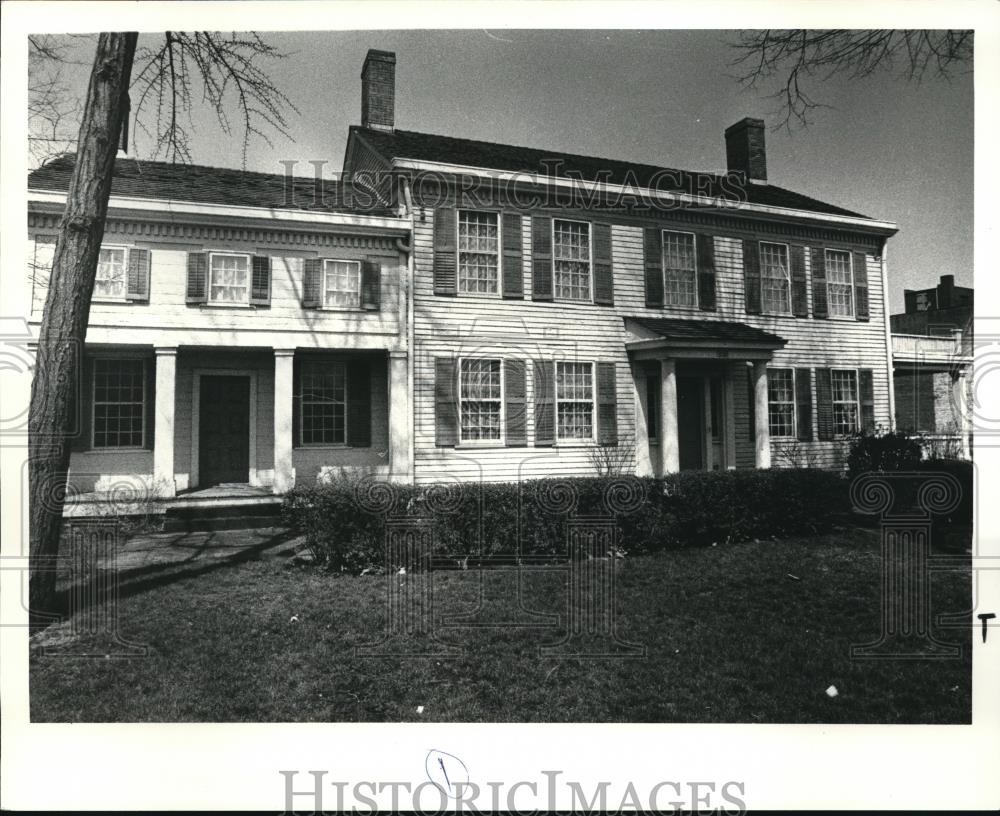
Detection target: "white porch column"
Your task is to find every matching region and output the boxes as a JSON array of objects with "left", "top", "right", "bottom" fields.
[
  {"left": 388, "top": 351, "right": 413, "bottom": 484},
  {"left": 753, "top": 361, "right": 771, "bottom": 468},
  {"left": 273, "top": 349, "right": 295, "bottom": 494},
  {"left": 953, "top": 367, "right": 972, "bottom": 460},
  {"left": 631, "top": 362, "right": 653, "bottom": 476},
  {"left": 660, "top": 358, "right": 679, "bottom": 473},
  {"left": 153, "top": 347, "right": 177, "bottom": 498}
]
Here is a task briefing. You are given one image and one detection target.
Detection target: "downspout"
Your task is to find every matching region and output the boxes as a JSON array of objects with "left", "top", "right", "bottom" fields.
[
  {"left": 397, "top": 175, "right": 416, "bottom": 484},
  {"left": 880, "top": 237, "right": 897, "bottom": 431}
]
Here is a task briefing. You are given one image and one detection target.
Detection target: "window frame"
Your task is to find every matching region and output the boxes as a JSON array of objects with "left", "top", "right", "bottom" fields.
[
  {"left": 767, "top": 367, "right": 797, "bottom": 440},
  {"left": 298, "top": 359, "right": 349, "bottom": 448},
  {"left": 551, "top": 217, "right": 593, "bottom": 303},
  {"left": 93, "top": 244, "right": 130, "bottom": 303},
  {"left": 830, "top": 367, "right": 861, "bottom": 438},
  {"left": 206, "top": 251, "right": 252, "bottom": 307},
  {"left": 320, "top": 258, "right": 363, "bottom": 310},
  {"left": 759, "top": 240, "right": 792, "bottom": 316},
  {"left": 456, "top": 209, "right": 502, "bottom": 298},
  {"left": 824, "top": 248, "right": 856, "bottom": 319},
  {"left": 661, "top": 229, "right": 699, "bottom": 309},
  {"left": 91, "top": 355, "right": 146, "bottom": 450},
  {"left": 554, "top": 359, "right": 596, "bottom": 444},
  {"left": 456, "top": 356, "right": 505, "bottom": 446}
]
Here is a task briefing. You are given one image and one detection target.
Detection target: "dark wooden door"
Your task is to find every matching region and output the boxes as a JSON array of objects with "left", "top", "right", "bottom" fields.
[
  {"left": 677, "top": 376, "right": 704, "bottom": 471},
  {"left": 199, "top": 375, "right": 251, "bottom": 486}
]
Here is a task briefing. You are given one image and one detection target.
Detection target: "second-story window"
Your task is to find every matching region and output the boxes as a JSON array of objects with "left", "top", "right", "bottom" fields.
[
  {"left": 323, "top": 260, "right": 362, "bottom": 308},
  {"left": 663, "top": 231, "right": 697, "bottom": 307},
  {"left": 458, "top": 211, "right": 500, "bottom": 294},
  {"left": 825, "top": 249, "right": 855, "bottom": 317},
  {"left": 95, "top": 246, "right": 127, "bottom": 300},
  {"left": 459, "top": 358, "right": 503, "bottom": 442},
  {"left": 760, "top": 242, "right": 791, "bottom": 315},
  {"left": 553, "top": 219, "right": 591, "bottom": 301},
  {"left": 209, "top": 253, "right": 250, "bottom": 305}
]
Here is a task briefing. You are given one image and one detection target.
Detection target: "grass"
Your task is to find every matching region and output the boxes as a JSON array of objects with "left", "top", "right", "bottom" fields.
[{"left": 29, "top": 525, "right": 971, "bottom": 723}]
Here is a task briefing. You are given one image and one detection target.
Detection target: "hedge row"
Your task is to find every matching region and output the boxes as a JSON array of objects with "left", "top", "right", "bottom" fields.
[{"left": 281, "top": 468, "right": 850, "bottom": 573}]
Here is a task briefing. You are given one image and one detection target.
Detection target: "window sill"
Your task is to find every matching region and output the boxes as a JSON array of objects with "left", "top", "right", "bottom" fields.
[
  {"left": 297, "top": 443, "right": 349, "bottom": 450},
  {"left": 201, "top": 302, "right": 253, "bottom": 309},
  {"left": 92, "top": 297, "right": 130, "bottom": 305},
  {"left": 79, "top": 447, "right": 148, "bottom": 454},
  {"left": 554, "top": 439, "right": 596, "bottom": 448},
  {"left": 457, "top": 441, "right": 506, "bottom": 449}
]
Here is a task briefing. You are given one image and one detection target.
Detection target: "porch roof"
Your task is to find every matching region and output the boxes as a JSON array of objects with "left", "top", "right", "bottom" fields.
[{"left": 624, "top": 316, "right": 787, "bottom": 358}]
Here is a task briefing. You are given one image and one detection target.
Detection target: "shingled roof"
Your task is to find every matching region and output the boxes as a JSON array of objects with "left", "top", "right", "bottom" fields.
[
  {"left": 352, "top": 125, "right": 868, "bottom": 219},
  {"left": 28, "top": 154, "right": 395, "bottom": 217},
  {"left": 628, "top": 316, "right": 787, "bottom": 347}
]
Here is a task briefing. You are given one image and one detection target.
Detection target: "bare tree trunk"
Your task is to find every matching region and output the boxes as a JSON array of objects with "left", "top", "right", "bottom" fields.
[{"left": 28, "top": 32, "right": 137, "bottom": 629}]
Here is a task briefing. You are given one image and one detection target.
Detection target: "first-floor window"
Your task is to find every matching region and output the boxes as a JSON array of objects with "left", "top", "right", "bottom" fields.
[
  {"left": 300, "top": 361, "right": 346, "bottom": 445},
  {"left": 323, "top": 260, "right": 362, "bottom": 308},
  {"left": 832, "top": 369, "right": 860, "bottom": 436},
  {"left": 556, "top": 361, "right": 594, "bottom": 440},
  {"left": 93, "top": 358, "right": 145, "bottom": 448},
  {"left": 760, "top": 242, "right": 790, "bottom": 314},
  {"left": 553, "top": 219, "right": 591, "bottom": 301},
  {"left": 662, "top": 231, "right": 697, "bottom": 307},
  {"left": 209, "top": 252, "right": 250, "bottom": 304},
  {"left": 459, "top": 358, "right": 502, "bottom": 442},
  {"left": 825, "top": 249, "right": 854, "bottom": 317},
  {"left": 95, "top": 246, "right": 127, "bottom": 300},
  {"left": 767, "top": 368, "right": 796, "bottom": 438}
]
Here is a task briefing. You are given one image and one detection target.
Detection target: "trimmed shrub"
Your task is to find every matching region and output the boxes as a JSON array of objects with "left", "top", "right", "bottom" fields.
[
  {"left": 282, "top": 468, "right": 849, "bottom": 574},
  {"left": 847, "top": 428, "right": 923, "bottom": 478}
]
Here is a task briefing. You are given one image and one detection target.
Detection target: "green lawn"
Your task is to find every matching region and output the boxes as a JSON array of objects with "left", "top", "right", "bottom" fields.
[{"left": 30, "top": 525, "right": 971, "bottom": 723}]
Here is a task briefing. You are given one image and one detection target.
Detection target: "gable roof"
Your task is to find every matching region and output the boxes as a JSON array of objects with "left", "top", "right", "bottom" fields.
[
  {"left": 627, "top": 316, "right": 787, "bottom": 347},
  {"left": 351, "top": 125, "right": 869, "bottom": 220},
  {"left": 28, "top": 154, "right": 394, "bottom": 216}
]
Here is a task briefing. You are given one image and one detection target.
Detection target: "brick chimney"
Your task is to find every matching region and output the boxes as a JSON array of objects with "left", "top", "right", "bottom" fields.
[
  {"left": 725, "top": 117, "right": 767, "bottom": 182},
  {"left": 361, "top": 49, "right": 396, "bottom": 131},
  {"left": 937, "top": 274, "right": 955, "bottom": 308}
]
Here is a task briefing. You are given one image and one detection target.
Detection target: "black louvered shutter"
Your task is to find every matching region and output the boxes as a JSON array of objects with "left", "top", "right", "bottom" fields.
[
  {"left": 70, "top": 353, "right": 92, "bottom": 452},
  {"left": 531, "top": 216, "right": 553, "bottom": 301},
  {"left": 533, "top": 359, "right": 555, "bottom": 446},
  {"left": 504, "top": 359, "right": 527, "bottom": 447},
  {"left": 859, "top": 368, "right": 875, "bottom": 431},
  {"left": 435, "top": 357, "right": 458, "bottom": 447},
  {"left": 795, "top": 367, "right": 813, "bottom": 441},
  {"left": 292, "top": 360, "right": 301, "bottom": 447},
  {"left": 790, "top": 244, "right": 808, "bottom": 317},
  {"left": 816, "top": 368, "right": 834, "bottom": 441},
  {"left": 644, "top": 227, "right": 663, "bottom": 307},
  {"left": 743, "top": 239, "right": 762, "bottom": 314},
  {"left": 346, "top": 360, "right": 371, "bottom": 447},
  {"left": 433, "top": 208, "right": 457, "bottom": 295},
  {"left": 250, "top": 255, "right": 271, "bottom": 306},
  {"left": 186, "top": 252, "right": 208, "bottom": 304},
  {"left": 596, "top": 362, "right": 618, "bottom": 445},
  {"left": 126, "top": 248, "right": 151, "bottom": 302},
  {"left": 502, "top": 212, "right": 523, "bottom": 299},
  {"left": 361, "top": 259, "right": 381, "bottom": 310},
  {"left": 696, "top": 233, "right": 717, "bottom": 311},
  {"left": 810, "top": 247, "right": 828, "bottom": 318},
  {"left": 302, "top": 259, "right": 321, "bottom": 308},
  {"left": 593, "top": 223, "right": 614, "bottom": 305},
  {"left": 746, "top": 364, "right": 756, "bottom": 442},
  {"left": 144, "top": 357, "right": 156, "bottom": 450},
  {"left": 854, "top": 251, "right": 870, "bottom": 321}
]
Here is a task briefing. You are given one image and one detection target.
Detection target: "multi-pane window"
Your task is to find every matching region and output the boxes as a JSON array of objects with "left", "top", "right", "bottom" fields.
[
  {"left": 556, "top": 361, "right": 594, "bottom": 440},
  {"left": 553, "top": 220, "right": 591, "bottom": 301},
  {"left": 300, "top": 361, "right": 346, "bottom": 445},
  {"left": 826, "top": 249, "right": 854, "bottom": 317},
  {"left": 831, "top": 369, "right": 860, "bottom": 436},
  {"left": 95, "top": 247, "right": 127, "bottom": 300},
  {"left": 662, "top": 231, "right": 697, "bottom": 307},
  {"left": 459, "top": 359, "right": 502, "bottom": 442},
  {"left": 209, "top": 253, "right": 250, "bottom": 304},
  {"left": 760, "top": 242, "right": 790, "bottom": 314},
  {"left": 93, "top": 358, "right": 144, "bottom": 448},
  {"left": 458, "top": 211, "right": 500, "bottom": 294},
  {"left": 767, "top": 368, "right": 796, "bottom": 438},
  {"left": 323, "top": 260, "right": 361, "bottom": 308}
]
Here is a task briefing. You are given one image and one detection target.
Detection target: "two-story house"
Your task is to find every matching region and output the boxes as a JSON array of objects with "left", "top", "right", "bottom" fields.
[
  {"left": 27, "top": 157, "right": 413, "bottom": 504},
  {"left": 344, "top": 49, "right": 899, "bottom": 483}
]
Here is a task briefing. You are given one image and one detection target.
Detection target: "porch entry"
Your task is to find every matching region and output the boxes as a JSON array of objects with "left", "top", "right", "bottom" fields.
[
  {"left": 198, "top": 375, "right": 251, "bottom": 486},
  {"left": 676, "top": 375, "right": 727, "bottom": 471}
]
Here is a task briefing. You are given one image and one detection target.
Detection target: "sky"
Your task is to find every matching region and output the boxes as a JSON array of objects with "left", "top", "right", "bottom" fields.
[{"left": 33, "top": 30, "right": 974, "bottom": 313}]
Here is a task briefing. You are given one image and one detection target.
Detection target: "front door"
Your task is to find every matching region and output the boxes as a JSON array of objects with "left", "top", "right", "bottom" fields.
[
  {"left": 677, "top": 376, "right": 704, "bottom": 471},
  {"left": 199, "top": 375, "right": 251, "bottom": 486}
]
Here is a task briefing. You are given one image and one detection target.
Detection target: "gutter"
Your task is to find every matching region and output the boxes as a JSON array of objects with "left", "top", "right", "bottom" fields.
[{"left": 881, "top": 237, "right": 897, "bottom": 431}]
